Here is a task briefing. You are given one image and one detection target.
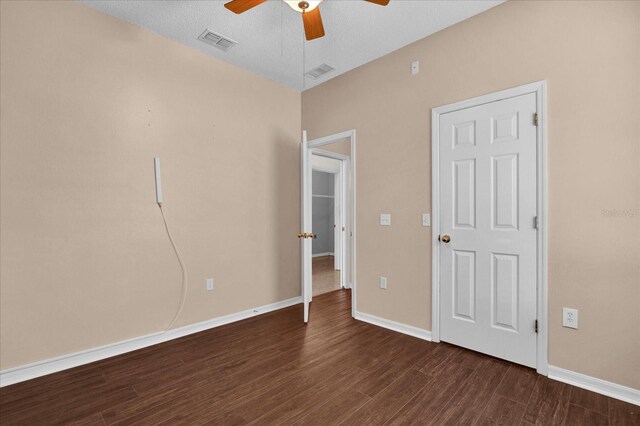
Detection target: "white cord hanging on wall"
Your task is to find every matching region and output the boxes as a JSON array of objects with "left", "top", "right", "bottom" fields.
[{"left": 154, "top": 157, "right": 188, "bottom": 331}]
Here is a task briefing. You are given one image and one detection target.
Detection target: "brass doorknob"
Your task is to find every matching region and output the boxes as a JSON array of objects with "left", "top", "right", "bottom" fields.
[
  {"left": 440, "top": 235, "right": 451, "bottom": 243},
  {"left": 297, "top": 232, "right": 317, "bottom": 239}
]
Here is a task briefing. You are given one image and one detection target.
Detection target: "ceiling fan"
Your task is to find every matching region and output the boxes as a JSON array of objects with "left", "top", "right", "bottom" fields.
[{"left": 224, "top": 0, "right": 390, "bottom": 41}]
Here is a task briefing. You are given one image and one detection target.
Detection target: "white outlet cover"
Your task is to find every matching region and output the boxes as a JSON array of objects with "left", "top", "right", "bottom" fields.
[
  {"left": 411, "top": 60, "right": 419, "bottom": 75},
  {"left": 206, "top": 278, "right": 214, "bottom": 291},
  {"left": 562, "top": 307, "right": 578, "bottom": 329},
  {"left": 380, "top": 213, "right": 391, "bottom": 226},
  {"left": 422, "top": 213, "right": 431, "bottom": 227},
  {"left": 379, "top": 276, "right": 387, "bottom": 289}
]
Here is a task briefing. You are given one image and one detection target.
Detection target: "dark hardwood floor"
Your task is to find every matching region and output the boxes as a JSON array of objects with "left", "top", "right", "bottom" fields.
[{"left": 1, "top": 290, "right": 638, "bottom": 425}]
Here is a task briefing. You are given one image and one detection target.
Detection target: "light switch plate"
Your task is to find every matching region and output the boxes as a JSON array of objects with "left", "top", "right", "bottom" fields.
[
  {"left": 411, "top": 60, "right": 419, "bottom": 75},
  {"left": 422, "top": 213, "right": 431, "bottom": 227},
  {"left": 380, "top": 213, "right": 391, "bottom": 226},
  {"left": 206, "top": 278, "right": 214, "bottom": 291},
  {"left": 379, "top": 276, "right": 387, "bottom": 290}
]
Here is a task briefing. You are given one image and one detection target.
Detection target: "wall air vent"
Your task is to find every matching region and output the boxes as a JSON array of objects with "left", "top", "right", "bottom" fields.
[
  {"left": 198, "top": 29, "right": 238, "bottom": 52},
  {"left": 305, "top": 63, "right": 335, "bottom": 80}
]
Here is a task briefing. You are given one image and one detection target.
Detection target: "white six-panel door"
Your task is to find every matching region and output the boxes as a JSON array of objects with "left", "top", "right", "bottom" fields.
[{"left": 439, "top": 93, "right": 538, "bottom": 368}]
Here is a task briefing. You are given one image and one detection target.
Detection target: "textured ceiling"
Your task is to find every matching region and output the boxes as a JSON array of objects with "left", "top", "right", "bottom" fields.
[{"left": 81, "top": 0, "right": 504, "bottom": 91}]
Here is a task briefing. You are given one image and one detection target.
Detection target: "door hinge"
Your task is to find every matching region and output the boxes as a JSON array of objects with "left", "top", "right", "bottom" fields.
[
  {"left": 535, "top": 319, "right": 539, "bottom": 334},
  {"left": 534, "top": 216, "right": 539, "bottom": 230},
  {"left": 533, "top": 112, "right": 539, "bottom": 127}
]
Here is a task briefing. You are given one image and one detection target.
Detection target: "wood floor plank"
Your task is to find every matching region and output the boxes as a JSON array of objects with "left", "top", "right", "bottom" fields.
[
  {"left": 451, "top": 347, "right": 488, "bottom": 370},
  {"left": 67, "top": 413, "right": 107, "bottom": 425},
  {"left": 609, "top": 398, "right": 640, "bottom": 425},
  {"left": 569, "top": 386, "right": 610, "bottom": 416},
  {"left": 197, "top": 346, "right": 355, "bottom": 424},
  {"left": 109, "top": 392, "right": 193, "bottom": 425},
  {"left": 386, "top": 359, "right": 474, "bottom": 425},
  {"left": 418, "top": 342, "right": 462, "bottom": 377},
  {"left": 474, "top": 394, "right": 527, "bottom": 425},
  {"left": 293, "top": 388, "right": 371, "bottom": 426},
  {"left": 50, "top": 385, "right": 139, "bottom": 425},
  {"left": 427, "top": 357, "right": 510, "bottom": 425},
  {"left": 522, "top": 376, "right": 572, "bottom": 425},
  {"left": 564, "top": 403, "right": 609, "bottom": 426},
  {"left": 249, "top": 365, "right": 367, "bottom": 425},
  {"left": 100, "top": 385, "right": 189, "bottom": 425},
  {"left": 0, "top": 289, "right": 629, "bottom": 426},
  {"left": 341, "top": 368, "right": 431, "bottom": 425},
  {"left": 494, "top": 364, "right": 538, "bottom": 405},
  {"left": 353, "top": 358, "right": 417, "bottom": 398}
]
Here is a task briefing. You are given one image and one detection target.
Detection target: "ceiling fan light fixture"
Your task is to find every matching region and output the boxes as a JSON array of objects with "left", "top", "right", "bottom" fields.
[{"left": 284, "top": 0, "right": 323, "bottom": 13}]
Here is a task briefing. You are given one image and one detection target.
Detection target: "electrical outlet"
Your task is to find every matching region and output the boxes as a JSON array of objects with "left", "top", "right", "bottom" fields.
[
  {"left": 206, "top": 278, "right": 214, "bottom": 291},
  {"left": 411, "top": 60, "right": 419, "bottom": 75},
  {"left": 379, "top": 276, "right": 387, "bottom": 290},
  {"left": 422, "top": 213, "right": 431, "bottom": 227},
  {"left": 562, "top": 307, "right": 578, "bottom": 329},
  {"left": 380, "top": 213, "right": 391, "bottom": 226}
]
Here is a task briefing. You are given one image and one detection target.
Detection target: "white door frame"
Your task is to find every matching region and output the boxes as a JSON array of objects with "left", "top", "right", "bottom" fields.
[
  {"left": 430, "top": 81, "right": 548, "bottom": 375},
  {"left": 307, "top": 130, "right": 357, "bottom": 317}
]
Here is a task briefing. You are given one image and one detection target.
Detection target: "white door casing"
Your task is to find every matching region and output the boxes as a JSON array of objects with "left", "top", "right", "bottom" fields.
[
  {"left": 432, "top": 82, "right": 548, "bottom": 371},
  {"left": 334, "top": 166, "right": 342, "bottom": 273},
  {"left": 310, "top": 154, "right": 345, "bottom": 287},
  {"left": 303, "top": 130, "right": 357, "bottom": 319},
  {"left": 301, "top": 131, "right": 312, "bottom": 322}
]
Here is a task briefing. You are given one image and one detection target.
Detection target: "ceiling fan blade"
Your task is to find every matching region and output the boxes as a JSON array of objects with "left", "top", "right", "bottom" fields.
[
  {"left": 363, "top": 0, "right": 390, "bottom": 5},
  {"left": 224, "top": 0, "right": 268, "bottom": 14},
  {"left": 302, "top": 7, "right": 325, "bottom": 41}
]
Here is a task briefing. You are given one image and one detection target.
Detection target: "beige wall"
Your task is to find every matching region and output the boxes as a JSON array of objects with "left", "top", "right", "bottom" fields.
[
  {"left": 302, "top": 1, "right": 640, "bottom": 389},
  {"left": 0, "top": 1, "right": 301, "bottom": 369}
]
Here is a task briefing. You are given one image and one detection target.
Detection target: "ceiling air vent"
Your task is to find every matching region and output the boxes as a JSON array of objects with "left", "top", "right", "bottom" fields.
[
  {"left": 306, "top": 64, "right": 335, "bottom": 80},
  {"left": 198, "top": 29, "right": 238, "bottom": 52}
]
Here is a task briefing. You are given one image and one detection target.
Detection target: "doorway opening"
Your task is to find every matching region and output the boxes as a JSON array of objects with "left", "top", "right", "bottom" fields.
[
  {"left": 300, "top": 130, "right": 356, "bottom": 323},
  {"left": 311, "top": 165, "right": 342, "bottom": 296}
]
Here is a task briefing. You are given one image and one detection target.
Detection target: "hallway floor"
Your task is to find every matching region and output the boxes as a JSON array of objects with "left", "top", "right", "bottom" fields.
[
  {"left": 0, "top": 290, "right": 637, "bottom": 425},
  {"left": 312, "top": 255, "right": 341, "bottom": 296}
]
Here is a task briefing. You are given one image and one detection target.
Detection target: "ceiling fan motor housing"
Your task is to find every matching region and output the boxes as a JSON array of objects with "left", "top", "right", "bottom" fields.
[{"left": 225, "top": 0, "right": 389, "bottom": 41}]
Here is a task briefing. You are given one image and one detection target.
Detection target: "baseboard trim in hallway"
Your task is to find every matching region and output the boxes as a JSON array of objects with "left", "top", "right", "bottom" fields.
[
  {"left": 0, "top": 296, "right": 302, "bottom": 387},
  {"left": 354, "top": 310, "right": 432, "bottom": 341},
  {"left": 312, "top": 252, "right": 334, "bottom": 258}
]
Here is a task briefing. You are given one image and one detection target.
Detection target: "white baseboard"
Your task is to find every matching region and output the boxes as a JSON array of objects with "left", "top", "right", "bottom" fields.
[
  {"left": 354, "top": 311, "right": 432, "bottom": 341},
  {"left": 0, "top": 296, "right": 302, "bottom": 388},
  {"left": 312, "top": 252, "right": 334, "bottom": 258},
  {"left": 548, "top": 365, "right": 640, "bottom": 406}
]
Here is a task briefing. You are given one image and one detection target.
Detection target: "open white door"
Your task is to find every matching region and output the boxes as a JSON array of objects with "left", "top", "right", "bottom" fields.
[{"left": 300, "top": 131, "right": 312, "bottom": 323}]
